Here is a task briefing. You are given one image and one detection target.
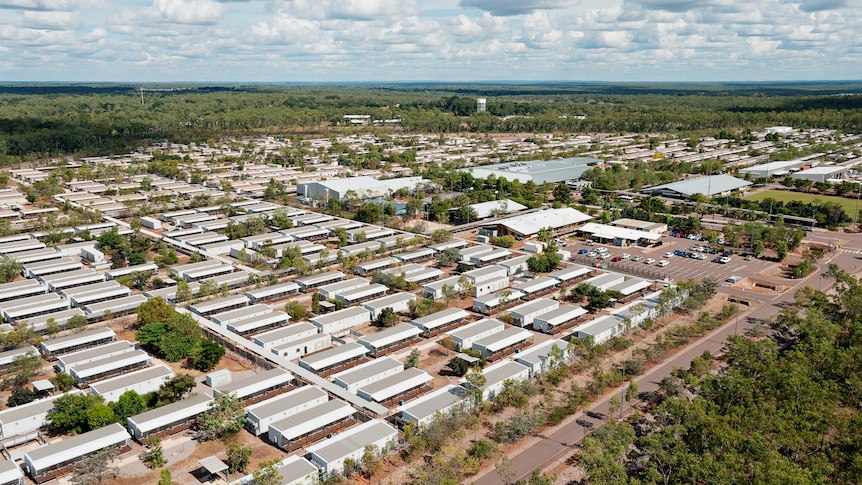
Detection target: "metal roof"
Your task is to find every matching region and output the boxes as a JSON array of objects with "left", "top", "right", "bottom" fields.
[
  {"left": 363, "top": 292, "right": 415, "bottom": 309},
  {"left": 579, "top": 222, "right": 662, "bottom": 241},
  {"left": 411, "top": 307, "right": 470, "bottom": 330},
  {"left": 299, "top": 342, "right": 367, "bottom": 371},
  {"left": 357, "top": 368, "right": 432, "bottom": 402},
  {"left": 215, "top": 368, "right": 292, "bottom": 397},
  {"left": 548, "top": 265, "right": 592, "bottom": 281},
  {"left": 515, "top": 339, "right": 569, "bottom": 367},
  {"left": 448, "top": 318, "right": 504, "bottom": 341},
  {"left": 332, "top": 357, "right": 403, "bottom": 387},
  {"left": 312, "top": 306, "right": 371, "bottom": 326},
  {"left": 465, "top": 199, "right": 528, "bottom": 219},
  {"left": 509, "top": 298, "right": 558, "bottom": 316},
  {"left": 533, "top": 305, "right": 588, "bottom": 326},
  {"left": 305, "top": 419, "right": 397, "bottom": 464},
  {"left": 246, "top": 385, "right": 327, "bottom": 420},
  {"left": 398, "top": 385, "right": 467, "bottom": 423},
  {"left": 477, "top": 360, "right": 530, "bottom": 388},
  {"left": 127, "top": 393, "right": 213, "bottom": 432},
  {"left": 359, "top": 323, "right": 422, "bottom": 349},
  {"left": 89, "top": 365, "right": 174, "bottom": 397},
  {"left": 40, "top": 327, "right": 115, "bottom": 352},
  {"left": 461, "top": 157, "right": 601, "bottom": 184},
  {"left": 25, "top": 423, "right": 130, "bottom": 472},
  {"left": 641, "top": 175, "right": 752, "bottom": 197},
  {"left": 269, "top": 399, "right": 356, "bottom": 440},
  {"left": 492, "top": 207, "right": 592, "bottom": 237},
  {"left": 472, "top": 327, "right": 531, "bottom": 353}
]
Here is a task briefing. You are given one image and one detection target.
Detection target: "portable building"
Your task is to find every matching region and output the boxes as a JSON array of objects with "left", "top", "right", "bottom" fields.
[
  {"left": 334, "top": 283, "right": 389, "bottom": 306},
  {"left": 181, "top": 263, "right": 234, "bottom": 282},
  {"left": 508, "top": 298, "right": 559, "bottom": 327},
  {"left": 398, "top": 385, "right": 467, "bottom": 427},
  {"left": 358, "top": 323, "right": 422, "bottom": 355},
  {"left": 464, "top": 265, "right": 508, "bottom": 286},
  {"left": 68, "top": 349, "right": 150, "bottom": 384},
  {"left": 356, "top": 367, "right": 432, "bottom": 404},
  {"left": 511, "top": 276, "right": 558, "bottom": 298},
  {"left": 499, "top": 255, "right": 530, "bottom": 276},
  {"left": 127, "top": 393, "right": 213, "bottom": 442},
  {"left": 145, "top": 283, "right": 201, "bottom": 302},
  {"left": 311, "top": 307, "right": 371, "bottom": 336},
  {"left": 298, "top": 342, "right": 368, "bottom": 375},
  {"left": 245, "top": 385, "right": 328, "bottom": 436},
  {"left": 231, "top": 456, "right": 318, "bottom": 485},
  {"left": 0, "top": 239, "right": 45, "bottom": 255},
  {"left": 363, "top": 293, "right": 416, "bottom": 320},
  {"left": 140, "top": 216, "right": 161, "bottom": 230},
  {"left": 226, "top": 311, "right": 290, "bottom": 336},
  {"left": 25, "top": 308, "right": 86, "bottom": 334},
  {"left": 241, "top": 232, "right": 294, "bottom": 251},
  {"left": 21, "top": 258, "right": 83, "bottom": 279},
  {"left": 104, "top": 263, "right": 160, "bottom": 280},
  {"left": 584, "top": 272, "right": 625, "bottom": 291},
  {"left": 447, "top": 318, "right": 504, "bottom": 351},
  {"left": 471, "top": 327, "right": 533, "bottom": 358},
  {"left": 200, "top": 239, "right": 245, "bottom": 256},
  {"left": 0, "top": 280, "right": 47, "bottom": 303},
  {"left": 214, "top": 368, "right": 293, "bottom": 404},
  {"left": 462, "top": 360, "right": 530, "bottom": 401},
  {"left": 305, "top": 419, "right": 397, "bottom": 475},
  {"left": 211, "top": 304, "right": 273, "bottom": 327},
  {"left": 422, "top": 276, "right": 462, "bottom": 300},
  {"left": 548, "top": 265, "right": 593, "bottom": 284},
  {"left": 409, "top": 307, "right": 470, "bottom": 336},
  {"left": 573, "top": 315, "right": 625, "bottom": 345},
  {"left": 171, "top": 260, "right": 221, "bottom": 279},
  {"left": 0, "top": 294, "right": 70, "bottom": 322},
  {"left": 332, "top": 357, "right": 403, "bottom": 393},
  {"left": 83, "top": 294, "right": 147, "bottom": 317},
  {"left": 532, "top": 305, "right": 588, "bottom": 333},
  {"left": 190, "top": 294, "right": 250, "bottom": 317},
  {"left": 245, "top": 282, "right": 301, "bottom": 303},
  {"left": 89, "top": 365, "right": 174, "bottom": 403},
  {"left": 56, "top": 340, "right": 134, "bottom": 374},
  {"left": 0, "top": 345, "right": 38, "bottom": 371},
  {"left": 254, "top": 322, "right": 318, "bottom": 349},
  {"left": 515, "top": 339, "right": 573, "bottom": 377},
  {"left": 317, "top": 278, "right": 370, "bottom": 300},
  {"left": 43, "top": 268, "right": 106, "bottom": 292},
  {"left": 63, "top": 281, "right": 131, "bottom": 308},
  {"left": 458, "top": 245, "right": 493, "bottom": 262},
  {"left": 39, "top": 327, "right": 115, "bottom": 357},
  {"left": 0, "top": 459, "right": 23, "bottom": 485},
  {"left": 23, "top": 423, "right": 131, "bottom": 483},
  {"left": 354, "top": 257, "right": 397, "bottom": 276},
  {"left": 202, "top": 270, "right": 251, "bottom": 289},
  {"left": 267, "top": 399, "right": 356, "bottom": 451},
  {"left": 0, "top": 390, "right": 83, "bottom": 438},
  {"left": 612, "top": 298, "right": 660, "bottom": 327},
  {"left": 471, "top": 289, "right": 525, "bottom": 314},
  {"left": 271, "top": 333, "right": 331, "bottom": 360},
  {"left": 606, "top": 278, "right": 651, "bottom": 298},
  {"left": 346, "top": 226, "right": 393, "bottom": 242},
  {"left": 470, "top": 248, "right": 511, "bottom": 267},
  {"left": 295, "top": 271, "right": 345, "bottom": 291},
  {"left": 8, "top": 248, "right": 61, "bottom": 265},
  {"left": 428, "top": 239, "right": 467, "bottom": 253},
  {"left": 393, "top": 248, "right": 435, "bottom": 263}
]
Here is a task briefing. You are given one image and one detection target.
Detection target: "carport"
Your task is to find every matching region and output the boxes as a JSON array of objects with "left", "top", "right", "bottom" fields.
[{"left": 198, "top": 456, "right": 229, "bottom": 482}]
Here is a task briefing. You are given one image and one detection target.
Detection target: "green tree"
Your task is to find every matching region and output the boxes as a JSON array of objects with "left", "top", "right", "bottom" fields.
[
  {"left": 157, "top": 469, "right": 174, "bottom": 485},
  {"left": 406, "top": 348, "right": 421, "bottom": 369},
  {"left": 312, "top": 292, "right": 321, "bottom": 314},
  {"left": 776, "top": 240, "right": 789, "bottom": 261},
  {"left": 226, "top": 440, "right": 254, "bottom": 474},
  {"left": 47, "top": 394, "right": 104, "bottom": 434},
  {"left": 198, "top": 392, "right": 246, "bottom": 440},
  {"left": 136, "top": 297, "right": 176, "bottom": 326},
  {"left": 189, "top": 339, "right": 225, "bottom": 371},
  {"left": 0, "top": 255, "right": 21, "bottom": 284},
  {"left": 112, "top": 390, "right": 148, "bottom": 421},
  {"left": 252, "top": 459, "right": 283, "bottom": 485},
  {"left": 157, "top": 374, "right": 195, "bottom": 404},
  {"left": 284, "top": 301, "right": 308, "bottom": 321},
  {"left": 464, "top": 368, "right": 487, "bottom": 409},
  {"left": 376, "top": 308, "right": 399, "bottom": 327},
  {"left": 71, "top": 446, "right": 120, "bottom": 485},
  {"left": 7, "top": 386, "right": 36, "bottom": 407},
  {"left": 86, "top": 402, "right": 116, "bottom": 430},
  {"left": 67, "top": 314, "right": 88, "bottom": 329},
  {"left": 145, "top": 436, "right": 166, "bottom": 468}
]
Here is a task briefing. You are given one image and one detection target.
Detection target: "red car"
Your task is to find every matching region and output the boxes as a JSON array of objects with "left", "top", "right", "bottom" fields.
[{"left": 612, "top": 256, "right": 623, "bottom": 262}]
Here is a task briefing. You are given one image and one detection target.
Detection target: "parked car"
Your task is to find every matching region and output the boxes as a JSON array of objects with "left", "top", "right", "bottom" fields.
[
  {"left": 578, "top": 249, "right": 589, "bottom": 254},
  {"left": 726, "top": 274, "right": 743, "bottom": 283},
  {"left": 802, "top": 226, "right": 814, "bottom": 232},
  {"left": 719, "top": 256, "right": 732, "bottom": 264},
  {"left": 713, "top": 257, "right": 722, "bottom": 263},
  {"left": 587, "top": 251, "right": 598, "bottom": 257},
  {"left": 612, "top": 256, "right": 623, "bottom": 262},
  {"left": 633, "top": 255, "right": 643, "bottom": 262},
  {"left": 744, "top": 254, "right": 755, "bottom": 261},
  {"left": 596, "top": 247, "right": 608, "bottom": 253},
  {"left": 620, "top": 253, "right": 631, "bottom": 259},
  {"left": 665, "top": 252, "right": 674, "bottom": 258},
  {"left": 645, "top": 258, "right": 656, "bottom": 264},
  {"left": 599, "top": 253, "right": 611, "bottom": 260},
  {"left": 657, "top": 260, "right": 669, "bottom": 267},
  {"left": 718, "top": 237, "right": 725, "bottom": 245}
]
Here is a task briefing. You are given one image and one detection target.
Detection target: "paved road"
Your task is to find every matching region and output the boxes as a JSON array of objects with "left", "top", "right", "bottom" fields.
[{"left": 474, "top": 238, "right": 862, "bottom": 485}]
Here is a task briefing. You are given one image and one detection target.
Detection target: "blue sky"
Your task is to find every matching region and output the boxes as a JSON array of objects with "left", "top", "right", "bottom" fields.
[{"left": 0, "top": 0, "right": 858, "bottom": 82}]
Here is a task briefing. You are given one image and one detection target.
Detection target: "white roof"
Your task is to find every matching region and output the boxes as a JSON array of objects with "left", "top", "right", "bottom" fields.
[
  {"left": 299, "top": 342, "right": 367, "bottom": 371},
  {"left": 472, "top": 327, "right": 532, "bottom": 353},
  {"left": 26, "top": 423, "right": 130, "bottom": 473},
  {"left": 548, "top": 265, "right": 592, "bottom": 281},
  {"left": 448, "top": 318, "right": 504, "bottom": 341},
  {"left": 246, "top": 385, "right": 327, "bottom": 420},
  {"left": 494, "top": 208, "right": 592, "bottom": 236},
  {"left": 128, "top": 393, "right": 212, "bottom": 433},
  {"left": 359, "top": 323, "right": 422, "bottom": 350},
  {"left": 467, "top": 199, "right": 527, "bottom": 219},
  {"left": 643, "top": 175, "right": 752, "bottom": 197},
  {"left": 607, "top": 278, "right": 651, "bottom": 296},
  {"left": 579, "top": 222, "right": 662, "bottom": 241},
  {"left": 574, "top": 315, "right": 622, "bottom": 336},
  {"left": 533, "top": 305, "right": 588, "bottom": 326},
  {"left": 794, "top": 165, "right": 848, "bottom": 174},
  {"left": 305, "top": 419, "right": 397, "bottom": 464},
  {"left": 398, "top": 385, "right": 466, "bottom": 422},
  {"left": 269, "top": 399, "right": 356, "bottom": 441},
  {"left": 512, "top": 277, "right": 558, "bottom": 294},
  {"left": 357, "top": 368, "right": 432, "bottom": 402},
  {"left": 411, "top": 307, "right": 469, "bottom": 331},
  {"left": 216, "top": 368, "right": 292, "bottom": 398},
  {"left": 515, "top": 339, "right": 569, "bottom": 367},
  {"left": 509, "top": 298, "right": 558, "bottom": 317},
  {"left": 474, "top": 360, "right": 530, "bottom": 388},
  {"left": 363, "top": 292, "right": 415, "bottom": 309}
]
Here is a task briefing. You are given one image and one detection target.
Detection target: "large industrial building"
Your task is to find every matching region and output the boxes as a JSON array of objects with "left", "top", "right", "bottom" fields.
[
  {"left": 459, "top": 157, "right": 601, "bottom": 184},
  {"left": 640, "top": 175, "right": 751, "bottom": 199},
  {"left": 480, "top": 207, "right": 592, "bottom": 238},
  {"left": 297, "top": 176, "right": 429, "bottom": 202}
]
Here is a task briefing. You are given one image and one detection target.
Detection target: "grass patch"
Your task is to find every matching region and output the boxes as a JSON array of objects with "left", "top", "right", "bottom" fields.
[{"left": 744, "top": 189, "right": 859, "bottom": 218}]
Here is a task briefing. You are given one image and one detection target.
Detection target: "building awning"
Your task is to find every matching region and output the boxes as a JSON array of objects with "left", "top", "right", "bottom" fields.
[{"left": 199, "top": 456, "right": 229, "bottom": 480}]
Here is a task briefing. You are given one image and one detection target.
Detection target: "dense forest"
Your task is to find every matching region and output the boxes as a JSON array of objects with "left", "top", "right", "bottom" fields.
[
  {"left": 1, "top": 82, "right": 862, "bottom": 164},
  {"left": 580, "top": 264, "right": 862, "bottom": 484}
]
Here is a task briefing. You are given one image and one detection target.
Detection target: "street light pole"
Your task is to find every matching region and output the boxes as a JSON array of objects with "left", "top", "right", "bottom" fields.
[
  {"left": 855, "top": 184, "right": 861, "bottom": 229},
  {"left": 619, "top": 366, "right": 626, "bottom": 422}
]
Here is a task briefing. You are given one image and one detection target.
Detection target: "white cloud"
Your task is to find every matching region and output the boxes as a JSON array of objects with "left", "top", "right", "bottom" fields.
[{"left": 459, "top": 0, "right": 576, "bottom": 16}]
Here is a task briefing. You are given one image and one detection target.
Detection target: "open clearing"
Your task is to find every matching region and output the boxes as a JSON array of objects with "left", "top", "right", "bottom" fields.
[{"left": 744, "top": 189, "right": 859, "bottom": 217}]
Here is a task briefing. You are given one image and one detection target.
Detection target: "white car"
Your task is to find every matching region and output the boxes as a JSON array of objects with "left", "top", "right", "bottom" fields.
[
  {"left": 599, "top": 253, "right": 611, "bottom": 260},
  {"left": 719, "top": 256, "right": 732, "bottom": 264},
  {"left": 645, "top": 258, "right": 656, "bottom": 264},
  {"left": 595, "top": 247, "right": 608, "bottom": 253},
  {"left": 664, "top": 252, "right": 674, "bottom": 258},
  {"left": 620, "top": 253, "right": 631, "bottom": 259},
  {"left": 632, "top": 255, "right": 643, "bottom": 262},
  {"left": 657, "top": 260, "right": 669, "bottom": 267}
]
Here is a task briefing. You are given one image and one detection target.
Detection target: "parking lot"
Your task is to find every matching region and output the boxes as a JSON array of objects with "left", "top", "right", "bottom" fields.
[{"left": 562, "top": 235, "right": 778, "bottom": 287}]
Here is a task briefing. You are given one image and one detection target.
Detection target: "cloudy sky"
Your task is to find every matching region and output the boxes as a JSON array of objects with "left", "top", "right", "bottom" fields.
[{"left": 0, "top": 0, "right": 858, "bottom": 82}]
